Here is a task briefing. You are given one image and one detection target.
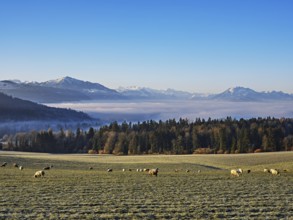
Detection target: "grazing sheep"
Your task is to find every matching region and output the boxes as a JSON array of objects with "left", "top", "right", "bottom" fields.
[
  {"left": 122, "top": 169, "right": 125, "bottom": 172},
  {"left": 247, "top": 170, "right": 251, "bottom": 174},
  {"left": 89, "top": 167, "right": 93, "bottom": 170},
  {"left": 149, "top": 168, "right": 159, "bottom": 177},
  {"left": 19, "top": 166, "right": 23, "bottom": 170},
  {"left": 43, "top": 166, "right": 51, "bottom": 170},
  {"left": 270, "top": 169, "right": 280, "bottom": 175},
  {"left": 230, "top": 169, "right": 240, "bottom": 177},
  {"left": 1, "top": 162, "right": 7, "bottom": 167},
  {"left": 186, "top": 169, "right": 190, "bottom": 173},
  {"left": 128, "top": 169, "right": 132, "bottom": 171},
  {"left": 13, "top": 163, "right": 19, "bottom": 168},
  {"left": 264, "top": 168, "right": 270, "bottom": 173},
  {"left": 107, "top": 168, "right": 113, "bottom": 172},
  {"left": 143, "top": 168, "right": 150, "bottom": 172},
  {"left": 198, "top": 170, "right": 201, "bottom": 173},
  {"left": 237, "top": 168, "right": 243, "bottom": 174},
  {"left": 34, "top": 170, "right": 45, "bottom": 178}
]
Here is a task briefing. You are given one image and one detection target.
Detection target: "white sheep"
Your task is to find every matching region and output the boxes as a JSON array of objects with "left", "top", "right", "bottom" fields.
[
  {"left": 149, "top": 168, "right": 159, "bottom": 177},
  {"left": 270, "top": 169, "right": 279, "bottom": 175},
  {"left": 230, "top": 169, "right": 240, "bottom": 177},
  {"left": 34, "top": 170, "right": 45, "bottom": 178}
]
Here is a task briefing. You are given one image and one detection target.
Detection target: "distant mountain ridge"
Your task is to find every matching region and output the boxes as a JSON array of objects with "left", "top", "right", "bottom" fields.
[
  {"left": 0, "top": 76, "right": 292, "bottom": 103},
  {"left": 209, "top": 86, "right": 293, "bottom": 101},
  {"left": 38, "top": 76, "right": 123, "bottom": 99},
  {"left": 117, "top": 86, "right": 194, "bottom": 99},
  {"left": 0, "top": 76, "right": 124, "bottom": 103}
]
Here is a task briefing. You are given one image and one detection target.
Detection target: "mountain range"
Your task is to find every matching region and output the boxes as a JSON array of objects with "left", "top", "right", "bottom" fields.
[{"left": 0, "top": 76, "right": 292, "bottom": 103}]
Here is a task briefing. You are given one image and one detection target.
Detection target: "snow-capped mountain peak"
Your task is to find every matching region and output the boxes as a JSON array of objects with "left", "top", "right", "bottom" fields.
[
  {"left": 226, "top": 86, "right": 256, "bottom": 94},
  {"left": 43, "top": 76, "right": 84, "bottom": 87}
]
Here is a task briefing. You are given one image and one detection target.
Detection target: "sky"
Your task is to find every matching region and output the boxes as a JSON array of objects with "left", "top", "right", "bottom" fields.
[{"left": 0, "top": 0, "right": 292, "bottom": 94}]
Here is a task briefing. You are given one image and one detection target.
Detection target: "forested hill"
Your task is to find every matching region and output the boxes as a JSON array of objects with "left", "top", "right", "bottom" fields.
[
  {"left": 0, "top": 92, "right": 92, "bottom": 121},
  {"left": 2, "top": 117, "right": 293, "bottom": 154}
]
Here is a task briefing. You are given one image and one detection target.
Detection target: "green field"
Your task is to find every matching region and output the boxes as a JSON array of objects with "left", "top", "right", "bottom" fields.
[{"left": 0, "top": 151, "right": 292, "bottom": 219}]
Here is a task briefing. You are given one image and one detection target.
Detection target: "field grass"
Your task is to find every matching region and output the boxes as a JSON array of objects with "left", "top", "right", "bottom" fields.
[{"left": 0, "top": 151, "right": 292, "bottom": 219}]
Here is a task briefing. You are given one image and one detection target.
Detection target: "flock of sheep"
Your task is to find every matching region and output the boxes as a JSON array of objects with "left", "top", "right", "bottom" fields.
[
  {"left": 230, "top": 168, "right": 282, "bottom": 177},
  {"left": 1, "top": 162, "right": 53, "bottom": 178},
  {"left": 107, "top": 167, "right": 159, "bottom": 176},
  {"left": 1, "top": 161, "right": 286, "bottom": 178}
]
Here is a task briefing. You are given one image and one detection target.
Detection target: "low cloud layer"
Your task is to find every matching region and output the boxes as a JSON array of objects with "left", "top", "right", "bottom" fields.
[{"left": 46, "top": 100, "right": 293, "bottom": 122}]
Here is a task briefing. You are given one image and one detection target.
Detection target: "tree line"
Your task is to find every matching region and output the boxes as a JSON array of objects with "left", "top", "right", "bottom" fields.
[{"left": 1, "top": 117, "right": 293, "bottom": 154}]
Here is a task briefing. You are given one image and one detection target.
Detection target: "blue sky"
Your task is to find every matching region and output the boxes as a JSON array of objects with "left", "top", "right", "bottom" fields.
[{"left": 0, "top": 0, "right": 292, "bottom": 93}]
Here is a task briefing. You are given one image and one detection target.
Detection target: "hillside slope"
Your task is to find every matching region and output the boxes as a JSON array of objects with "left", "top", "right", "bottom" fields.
[{"left": 0, "top": 92, "right": 92, "bottom": 121}]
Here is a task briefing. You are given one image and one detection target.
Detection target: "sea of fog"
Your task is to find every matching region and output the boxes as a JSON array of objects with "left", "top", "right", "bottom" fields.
[{"left": 45, "top": 100, "right": 293, "bottom": 123}]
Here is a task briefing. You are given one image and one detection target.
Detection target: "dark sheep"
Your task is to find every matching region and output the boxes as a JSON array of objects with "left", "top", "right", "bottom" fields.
[
  {"left": 1, "top": 162, "right": 7, "bottom": 167},
  {"left": 107, "top": 168, "right": 113, "bottom": 172},
  {"left": 43, "top": 166, "right": 51, "bottom": 170},
  {"left": 13, "top": 163, "right": 19, "bottom": 168}
]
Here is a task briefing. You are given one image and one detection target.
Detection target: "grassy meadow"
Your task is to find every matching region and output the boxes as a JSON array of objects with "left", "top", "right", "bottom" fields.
[{"left": 0, "top": 151, "right": 292, "bottom": 219}]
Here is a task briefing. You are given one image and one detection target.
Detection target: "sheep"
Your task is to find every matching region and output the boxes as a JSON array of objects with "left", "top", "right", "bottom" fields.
[
  {"left": 1, "top": 162, "right": 7, "bottom": 167},
  {"left": 174, "top": 169, "right": 179, "bottom": 172},
  {"left": 247, "top": 170, "right": 251, "bottom": 174},
  {"left": 264, "top": 168, "right": 270, "bottom": 173},
  {"left": 128, "top": 169, "right": 132, "bottom": 171},
  {"left": 107, "top": 168, "right": 113, "bottom": 172},
  {"left": 149, "top": 168, "right": 159, "bottom": 177},
  {"left": 230, "top": 169, "right": 240, "bottom": 177},
  {"left": 197, "top": 170, "right": 201, "bottom": 173},
  {"left": 89, "top": 167, "right": 93, "bottom": 170},
  {"left": 34, "top": 170, "right": 45, "bottom": 178},
  {"left": 186, "top": 169, "right": 190, "bottom": 173},
  {"left": 143, "top": 168, "right": 150, "bottom": 172},
  {"left": 122, "top": 168, "right": 125, "bottom": 172},
  {"left": 13, "top": 163, "right": 19, "bottom": 168},
  {"left": 43, "top": 166, "right": 51, "bottom": 170},
  {"left": 237, "top": 168, "right": 243, "bottom": 174},
  {"left": 19, "top": 166, "right": 23, "bottom": 170},
  {"left": 270, "top": 169, "right": 280, "bottom": 175}
]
